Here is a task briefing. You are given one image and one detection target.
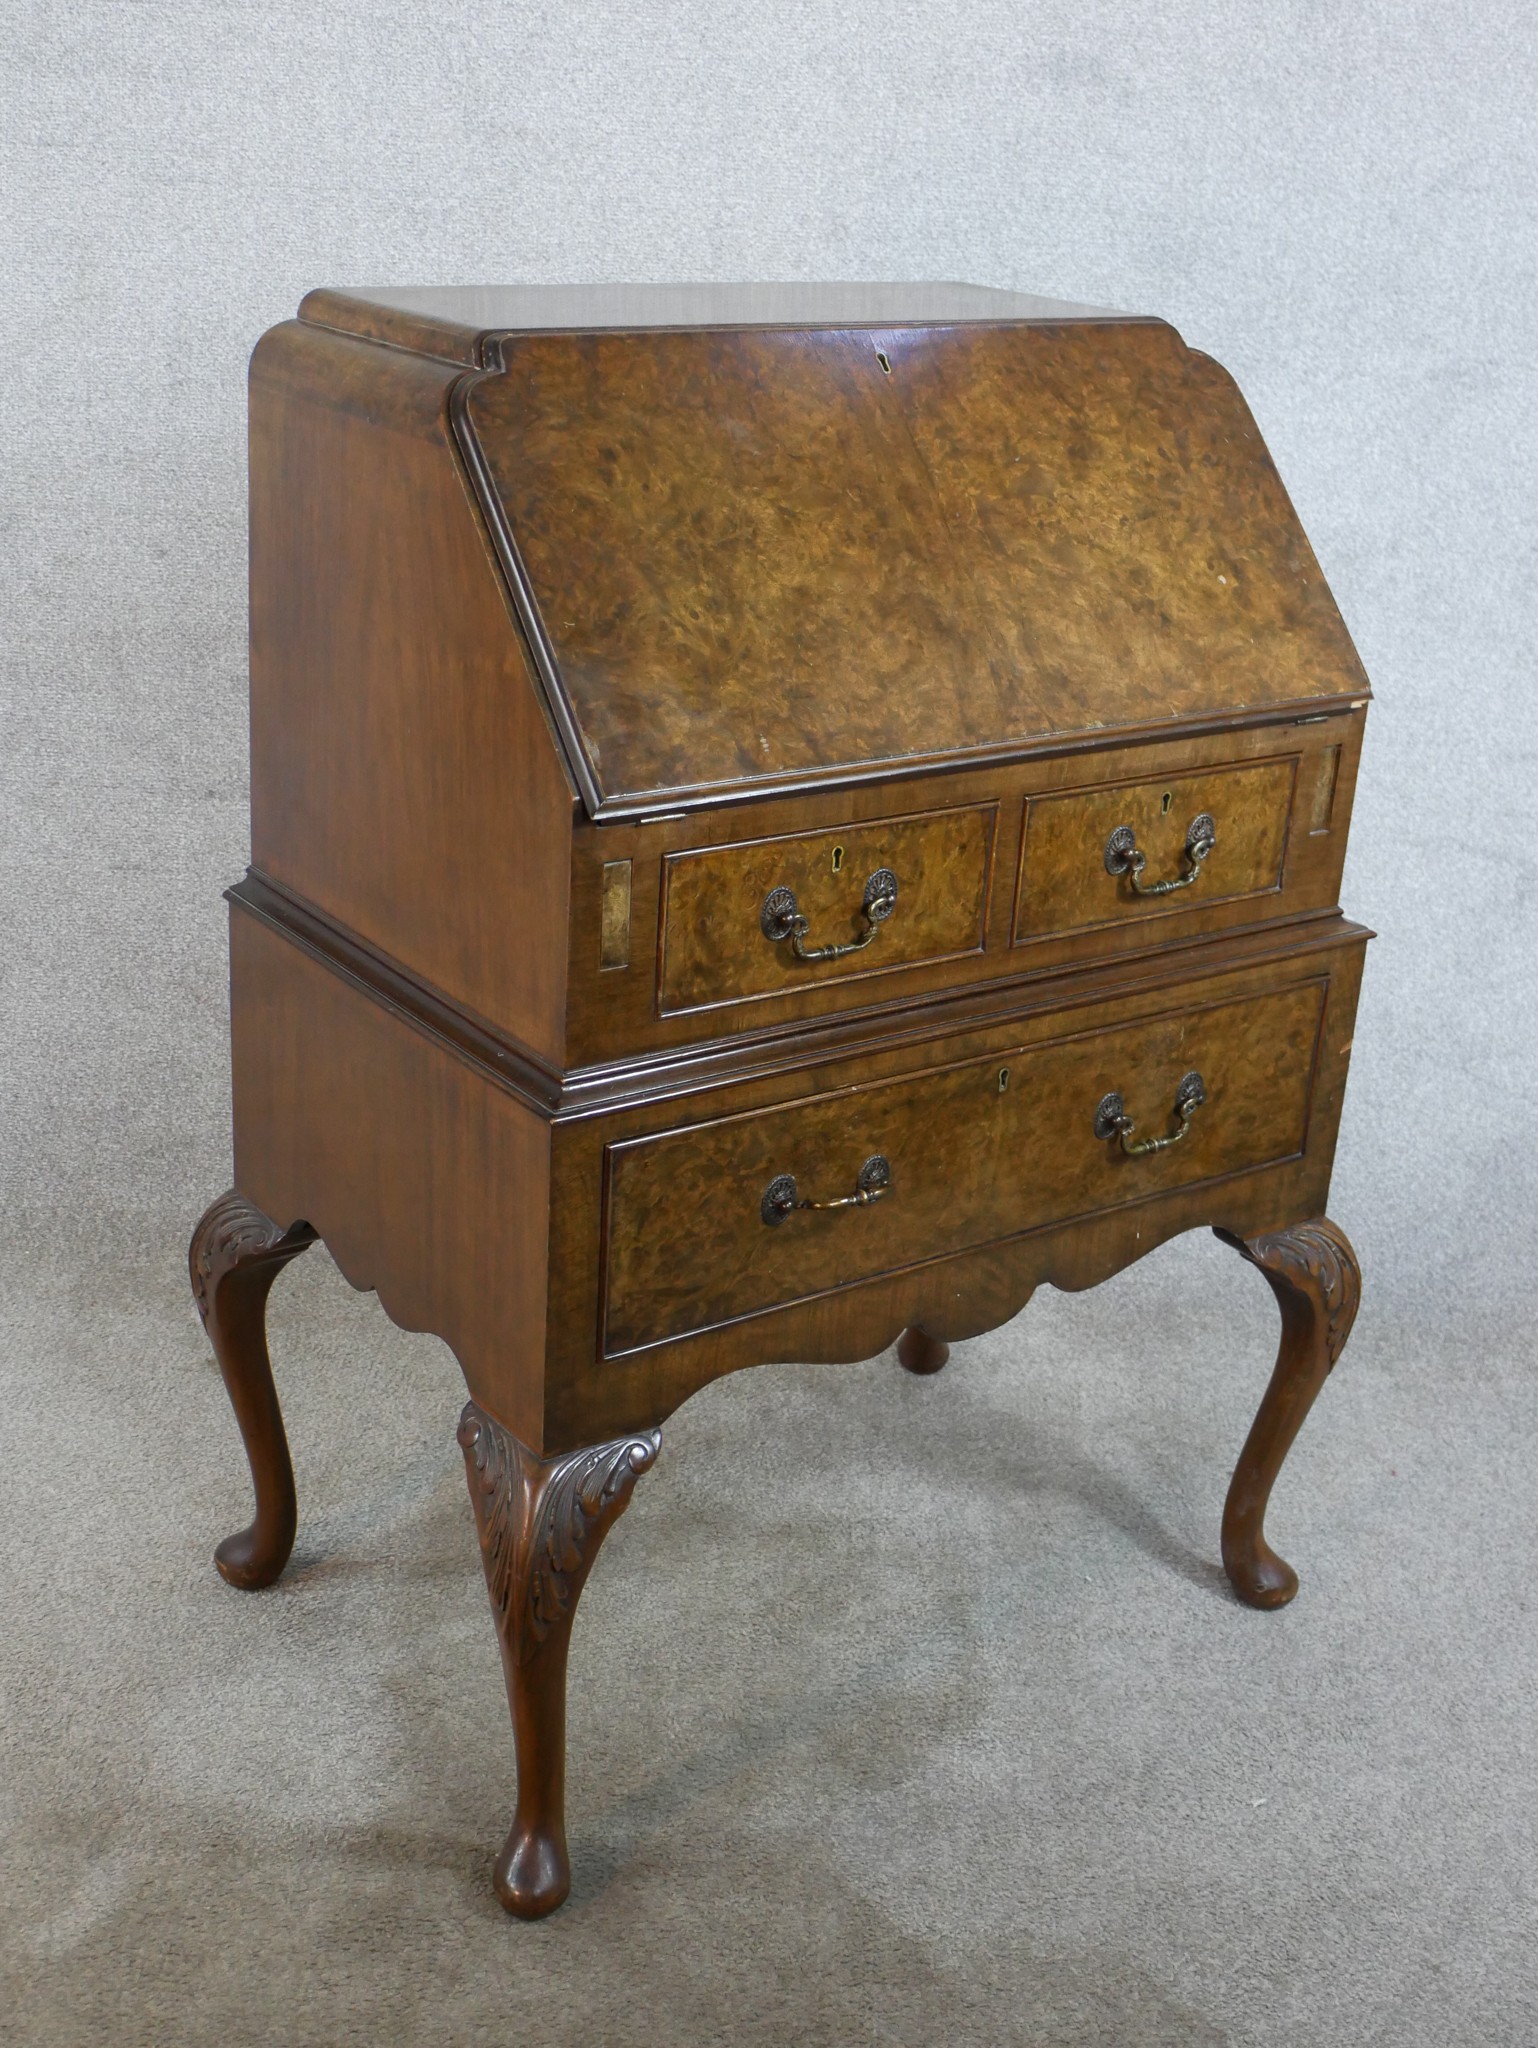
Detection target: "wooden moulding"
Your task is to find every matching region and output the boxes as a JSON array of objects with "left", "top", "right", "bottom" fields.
[{"left": 296, "top": 280, "right": 1146, "bottom": 367}]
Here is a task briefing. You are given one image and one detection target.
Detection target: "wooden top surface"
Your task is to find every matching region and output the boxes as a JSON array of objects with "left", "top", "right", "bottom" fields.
[
  {"left": 299, "top": 288, "right": 1370, "bottom": 818},
  {"left": 300, "top": 280, "right": 1134, "bottom": 363}
]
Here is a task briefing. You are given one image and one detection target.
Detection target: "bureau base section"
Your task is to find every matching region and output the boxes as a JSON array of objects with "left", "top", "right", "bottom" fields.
[
  {"left": 228, "top": 895, "right": 1362, "bottom": 1453},
  {"left": 602, "top": 978, "right": 1324, "bottom": 1355},
  {"left": 212, "top": 898, "right": 1364, "bottom": 1925}
]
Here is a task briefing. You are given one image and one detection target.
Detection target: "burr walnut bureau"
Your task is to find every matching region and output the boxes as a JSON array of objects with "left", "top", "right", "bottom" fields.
[{"left": 191, "top": 281, "right": 1372, "bottom": 1918}]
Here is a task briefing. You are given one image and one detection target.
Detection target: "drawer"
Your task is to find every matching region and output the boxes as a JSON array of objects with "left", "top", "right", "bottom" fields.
[
  {"left": 657, "top": 803, "right": 996, "bottom": 1014},
  {"left": 602, "top": 976, "right": 1325, "bottom": 1355},
  {"left": 1013, "top": 757, "right": 1296, "bottom": 945}
]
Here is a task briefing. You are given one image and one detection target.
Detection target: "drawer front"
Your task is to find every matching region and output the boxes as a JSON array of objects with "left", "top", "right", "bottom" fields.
[
  {"left": 1014, "top": 757, "right": 1295, "bottom": 944},
  {"left": 658, "top": 803, "right": 996, "bottom": 1014},
  {"left": 602, "top": 977, "right": 1325, "bottom": 1354}
]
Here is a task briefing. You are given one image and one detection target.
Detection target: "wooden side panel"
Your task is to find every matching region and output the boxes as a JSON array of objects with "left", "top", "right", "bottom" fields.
[
  {"left": 1014, "top": 756, "right": 1295, "bottom": 943},
  {"left": 602, "top": 979, "right": 1324, "bottom": 1354},
  {"left": 229, "top": 910, "right": 552, "bottom": 1447},
  {"left": 658, "top": 802, "right": 995, "bottom": 1013},
  {"left": 463, "top": 322, "right": 1368, "bottom": 812},
  {"left": 249, "top": 320, "right": 576, "bottom": 1062}
]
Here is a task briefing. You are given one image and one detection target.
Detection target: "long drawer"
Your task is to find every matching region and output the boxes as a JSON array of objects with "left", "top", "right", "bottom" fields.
[{"left": 601, "top": 975, "right": 1326, "bottom": 1355}]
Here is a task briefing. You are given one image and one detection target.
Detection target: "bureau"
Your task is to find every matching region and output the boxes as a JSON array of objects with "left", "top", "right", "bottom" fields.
[{"left": 191, "top": 282, "right": 1371, "bottom": 1918}]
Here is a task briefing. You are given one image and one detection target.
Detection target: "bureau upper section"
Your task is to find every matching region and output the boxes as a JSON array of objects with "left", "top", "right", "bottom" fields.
[{"left": 297, "top": 284, "right": 1370, "bottom": 822}]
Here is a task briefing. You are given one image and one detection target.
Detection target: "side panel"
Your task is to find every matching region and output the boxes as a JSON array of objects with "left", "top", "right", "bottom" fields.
[
  {"left": 249, "top": 319, "right": 576, "bottom": 1062},
  {"left": 230, "top": 909, "right": 552, "bottom": 1447}
]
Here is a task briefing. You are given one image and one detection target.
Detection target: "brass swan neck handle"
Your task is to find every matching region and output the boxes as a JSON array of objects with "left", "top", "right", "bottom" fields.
[
  {"left": 1094, "top": 1071, "right": 1207, "bottom": 1156},
  {"left": 761, "top": 869, "right": 898, "bottom": 962},
  {"left": 1104, "top": 814, "right": 1216, "bottom": 897},
  {"left": 761, "top": 1155, "right": 892, "bottom": 1226}
]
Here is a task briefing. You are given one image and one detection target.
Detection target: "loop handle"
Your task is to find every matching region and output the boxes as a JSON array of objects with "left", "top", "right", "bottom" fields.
[
  {"left": 761, "top": 869, "right": 898, "bottom": 962},
  {"left": 1094, "top": 1072, "right": 1207, "bottom": 1156},
  {"left": 761, "top": 1155, "right": 892, "bottom": 1226},
  {"left": 1104, "top": 814, "right": 1216, "bottom": 898}
]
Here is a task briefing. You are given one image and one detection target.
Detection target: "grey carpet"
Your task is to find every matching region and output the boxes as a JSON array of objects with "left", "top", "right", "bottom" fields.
[{"left": 3, "top": 5, "right": 1536, "bottom": 2043}]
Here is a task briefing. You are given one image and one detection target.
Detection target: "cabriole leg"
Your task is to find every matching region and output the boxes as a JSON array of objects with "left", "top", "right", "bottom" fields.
[
  {"left": 458, "top": 1400, "right": 660, "bottom": 1919},
  {"left": 1215, "top": 1218, "right": 1361, "bottom": 1610},
  {"left": 189, "top": 1189, "right": 317, "bottom": 1589},
  {"left": 896, "top": 1325, "right": 950, "bottom": 1375}
]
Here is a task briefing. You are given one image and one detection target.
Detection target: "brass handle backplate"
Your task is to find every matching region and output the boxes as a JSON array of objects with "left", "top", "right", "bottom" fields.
[
  {"left": 761, "top": 868, "right": 898, "bottom": 962},
  {"left": 1094, "top": 1071, "right": 1206, "bottom": 1156},
  {"left": 1104, "top": 814, "right": 1216, "bottom": 897},
  {"left": 761, "top": 1154, "right": 892, "bottom": 1226}
]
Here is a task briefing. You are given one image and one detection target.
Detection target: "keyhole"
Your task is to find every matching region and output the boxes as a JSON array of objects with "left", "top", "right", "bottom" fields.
[
  {"left": 831, "top": 844, "right": 845, "bottom": 874},
  {"left": 875, "top": 349, "right": 892, "bottom": 375},
  {"left": 1161, "top": 790, "right": 1173, "bottom": 815},
  {"left": 998, "top": 1067, "right": 1010, "bottom": 1094}
]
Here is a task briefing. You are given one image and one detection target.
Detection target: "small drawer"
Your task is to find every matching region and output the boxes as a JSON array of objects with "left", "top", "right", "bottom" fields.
[
  {"left": 602, "top": 975, "right": 1325, "bottom": 1354},
  {"left": 1014, "top": 757, "right": 1296, "bottom": 945},
  {"left": 657, "top": 803, "right": 996, "bottom": 1014}
]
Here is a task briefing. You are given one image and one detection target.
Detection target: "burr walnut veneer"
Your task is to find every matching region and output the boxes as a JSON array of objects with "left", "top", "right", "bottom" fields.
[{"left": 192, "top": 282, "right": 1371, "bottom": 1918}]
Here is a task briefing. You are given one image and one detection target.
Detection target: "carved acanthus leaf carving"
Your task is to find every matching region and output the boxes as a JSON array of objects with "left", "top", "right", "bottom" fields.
[
  {"left": 458, "top": 1400, "right": 525, "bottom": 1629},
  {"left": 457, "top": 1402, "right": 660, "bottom": 1661},
  {"left": 527, "top": 1436, "right": 661, "bottom": 1642},
  {"left": 1234, "top": 1217, "right": 1362, "bottom": 1368},
  {"left": 189, "top": 1189, "right": 316, "bottom": 1323}
]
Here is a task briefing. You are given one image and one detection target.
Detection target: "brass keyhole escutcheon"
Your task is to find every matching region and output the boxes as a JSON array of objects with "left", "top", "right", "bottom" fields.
[
  {"left": 875, "top": 349, "right": 893, "bottom": 375},
  {"left": 1161, "top": 790, "right": 1174, "bottom": 815},
  {"left": 831, "top": 844, "right": 844, "bottom": 874},
  {"left": 997, "top": 1067, "right": 1010, "bottom": 1094}
]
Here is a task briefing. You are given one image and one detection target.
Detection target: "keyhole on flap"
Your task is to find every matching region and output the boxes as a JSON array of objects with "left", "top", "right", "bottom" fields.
[
  {"left": 1161, "top": 790, "right": 1174, "bottom": 815},
  {"left": 831, "top": 844, "right": 845, "bottom": 874},
  {"left": 875, "top": 349, "right": 892, "bottom": 375},
  {"left": 997, "top": 1067, "right": 1010, "bottom": 1094}
]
